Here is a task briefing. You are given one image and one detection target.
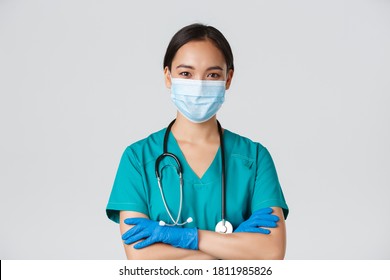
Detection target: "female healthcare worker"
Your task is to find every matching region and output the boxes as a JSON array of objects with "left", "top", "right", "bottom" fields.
[{"left": 106, "top": 23, "right": 289, "bottom": 260}]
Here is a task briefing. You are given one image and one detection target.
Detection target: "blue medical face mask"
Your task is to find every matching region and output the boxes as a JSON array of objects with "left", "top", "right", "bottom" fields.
[{"left": 170, "top": 77, "right": 226, "bottom": 123}]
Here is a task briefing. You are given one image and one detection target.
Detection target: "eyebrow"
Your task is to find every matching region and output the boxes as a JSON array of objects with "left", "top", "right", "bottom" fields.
[{"left": 176, "top": 64, "right": 224, "bottom": 71}]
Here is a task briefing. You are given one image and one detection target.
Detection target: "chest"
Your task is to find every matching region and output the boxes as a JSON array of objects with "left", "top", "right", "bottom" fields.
[
  {"left": 144, "top": 150, "right": 257, "bottom": 231},
  {"left": 177, "top": 140, "right": 220, "bottom": 179}
]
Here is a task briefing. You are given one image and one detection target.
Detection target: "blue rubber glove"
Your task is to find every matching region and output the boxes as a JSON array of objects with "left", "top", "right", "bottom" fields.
[
  {"left": 234, "top": 207, "right": 280, "bottom": 234},
  {"left": 122, "top": 218, "right": 198, "bottom": 250}
]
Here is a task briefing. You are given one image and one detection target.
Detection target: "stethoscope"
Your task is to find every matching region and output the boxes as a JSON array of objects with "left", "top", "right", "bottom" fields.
[{"left": 155, "top": 119, "right": 233, "bottom": 234}]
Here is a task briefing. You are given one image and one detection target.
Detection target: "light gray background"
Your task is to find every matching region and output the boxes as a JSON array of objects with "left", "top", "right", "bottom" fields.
[{"left": 1, "top": 0, "right": 389, "bottom": 259}]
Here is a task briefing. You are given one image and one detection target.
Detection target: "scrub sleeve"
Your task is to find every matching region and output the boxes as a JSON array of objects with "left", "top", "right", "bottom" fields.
[
  {"left": 252, "top": 145, "right": 289, "bottom": 219},
  {"left": 106, "top": 129, "right": 289, "bottom": 225},
  {"left": 106, "top": 147, "right": 148, "bottom": 223}
]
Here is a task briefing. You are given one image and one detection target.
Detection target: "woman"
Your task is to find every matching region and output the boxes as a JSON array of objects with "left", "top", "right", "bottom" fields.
[{"left": 106, "top": 23, "right": 289, "bottom": 260}]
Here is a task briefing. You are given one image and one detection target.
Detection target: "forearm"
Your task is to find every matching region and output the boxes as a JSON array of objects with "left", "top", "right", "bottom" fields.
[
  {"left": 124, "top": 242, "right": 217, "bottom": 260},
  {"left": 120, "top": 211, "right": 217, "bottom": 259},
  {"left": 198, "top": 207, "right": 286, "bottom": 260},
  {"left": 120, "top": 208, "right": 286, "bottom": 260},
  {"left": 198, "top": 231, "right": 285, "bottom": 260}
]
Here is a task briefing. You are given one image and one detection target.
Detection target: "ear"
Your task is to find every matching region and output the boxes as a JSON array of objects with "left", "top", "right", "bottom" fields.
[
  {"left": 225, "top": 69, "right": 234, "bottom": 90},
  {"left": 164, "top": 66, "right": 171, "bottom": 89}
]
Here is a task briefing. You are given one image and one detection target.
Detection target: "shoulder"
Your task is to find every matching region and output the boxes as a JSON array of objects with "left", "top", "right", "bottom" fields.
[
  {"left": 122, "top": 128, "right": 166, "bottom": 164},
  {"left": 127, "top": 128, "right": 165, "bottom": 150},
  {"left": 224, "top": 129, "right": 267, "bottom": 157}
]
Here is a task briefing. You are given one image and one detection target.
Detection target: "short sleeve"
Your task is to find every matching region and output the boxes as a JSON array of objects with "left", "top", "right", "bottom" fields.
[
  {"left": 252, "top": 146, "right": 289, "bottom": 219},
  {"left": 106, "top": 147, "right": 149, "bottom": 223}
]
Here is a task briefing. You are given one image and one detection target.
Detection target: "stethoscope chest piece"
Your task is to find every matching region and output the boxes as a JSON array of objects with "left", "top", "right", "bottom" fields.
[{"left": 215, "top": 220, "right": 233, "bottom": 234}]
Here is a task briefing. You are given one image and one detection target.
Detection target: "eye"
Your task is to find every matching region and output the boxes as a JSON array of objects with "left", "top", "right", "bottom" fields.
[
  {"left": 207, "top": 73, "right": 221, "bottom": 79},
  {"left": 179, "top": 72, "right": 191, "bottom": 78}
]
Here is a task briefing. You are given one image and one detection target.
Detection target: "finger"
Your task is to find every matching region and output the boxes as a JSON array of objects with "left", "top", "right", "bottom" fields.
[
  {"left": 122, "top": 225, "right": 145, "bottom": 239},
  {"left": 122, "top": 225, "right": 145, "bottom": 240},
  {"left": 253, "top": 208, "right": 273, "bottom": 215},
  {"left": 133, "top": 237, "right": 156, "bottom": 249},
  {"left": 252, "top": 214, "right": 280, "bottom": 222},
  {"left": 124, "top": 218, "right": 148, "bottom": 225},
  {"left": 247, "top": 220, "right": 277, "bottom": 228},
  {"left": 251, "top": 227, "right": 271, "bottom": 234},
  {"left": 123, "top": 231, "right": 151, "bottom": 245},
  {"left": 234, "top": 227, "right": 271, "bottom": 234}
]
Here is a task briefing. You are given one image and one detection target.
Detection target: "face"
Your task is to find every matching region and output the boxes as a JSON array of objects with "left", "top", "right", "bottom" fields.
[{"left": 164, "top": 39, "right": 234, "bottom": 89}]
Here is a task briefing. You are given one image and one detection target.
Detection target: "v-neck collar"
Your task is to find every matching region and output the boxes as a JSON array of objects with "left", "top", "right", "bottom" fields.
[{"left": 167, "top": 131, "right": 222, "bottom": 184}]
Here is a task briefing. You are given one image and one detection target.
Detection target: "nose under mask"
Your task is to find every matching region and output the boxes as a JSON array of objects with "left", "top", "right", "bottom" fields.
[{"left": 170, "top": 77, "right": 226, "bottom": 123}]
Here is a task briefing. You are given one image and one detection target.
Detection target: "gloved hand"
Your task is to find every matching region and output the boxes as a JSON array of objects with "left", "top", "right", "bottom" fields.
[
  {"left": 122, "top": 218, "right": 198, "bottom": 250},
  {"left": 234, "top": 207, "right": 279, "bottom": 234}
]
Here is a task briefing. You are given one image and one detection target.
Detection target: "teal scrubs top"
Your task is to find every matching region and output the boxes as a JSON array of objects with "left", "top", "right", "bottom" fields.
[{"left": 106, "top": 128, "right": 289, "bottom": 231}]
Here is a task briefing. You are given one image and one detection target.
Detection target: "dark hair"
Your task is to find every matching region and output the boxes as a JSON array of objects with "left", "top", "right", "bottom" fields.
[{"left": 163, "top": 23, "right": 234, "bottom": 72}]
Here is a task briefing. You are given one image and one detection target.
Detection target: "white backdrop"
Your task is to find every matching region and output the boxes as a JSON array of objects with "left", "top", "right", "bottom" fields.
[{"left": 1, "top": 0, "right": 389, "bottom": 259}]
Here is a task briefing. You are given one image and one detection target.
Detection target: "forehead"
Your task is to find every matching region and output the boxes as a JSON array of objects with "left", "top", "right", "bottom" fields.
[{"left": 172, "top": 39, "right": 226, "bottom": 68}]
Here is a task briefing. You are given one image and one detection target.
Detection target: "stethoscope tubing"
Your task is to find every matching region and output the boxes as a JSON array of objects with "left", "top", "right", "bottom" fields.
[
  {"left": 155, "top": 119, "right": 227, "bottom": 229},
  {"left": 217, "top": 120, "right": 226, "bottom": 222}
]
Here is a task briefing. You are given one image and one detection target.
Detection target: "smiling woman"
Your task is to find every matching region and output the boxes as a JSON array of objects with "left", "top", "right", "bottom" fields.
[{"left": 106, "top": 23, "right": 289, "bottom": 260}]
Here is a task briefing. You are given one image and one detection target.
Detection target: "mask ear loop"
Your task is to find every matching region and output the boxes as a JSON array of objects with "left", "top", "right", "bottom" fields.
[{"left": 168, "top": 72, "right": 173, "bottom": 87}]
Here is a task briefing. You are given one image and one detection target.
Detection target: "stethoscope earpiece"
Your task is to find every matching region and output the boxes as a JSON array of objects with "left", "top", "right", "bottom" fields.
[{"left": 159, "top": 217, "right": 193, "bottom": 227}]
